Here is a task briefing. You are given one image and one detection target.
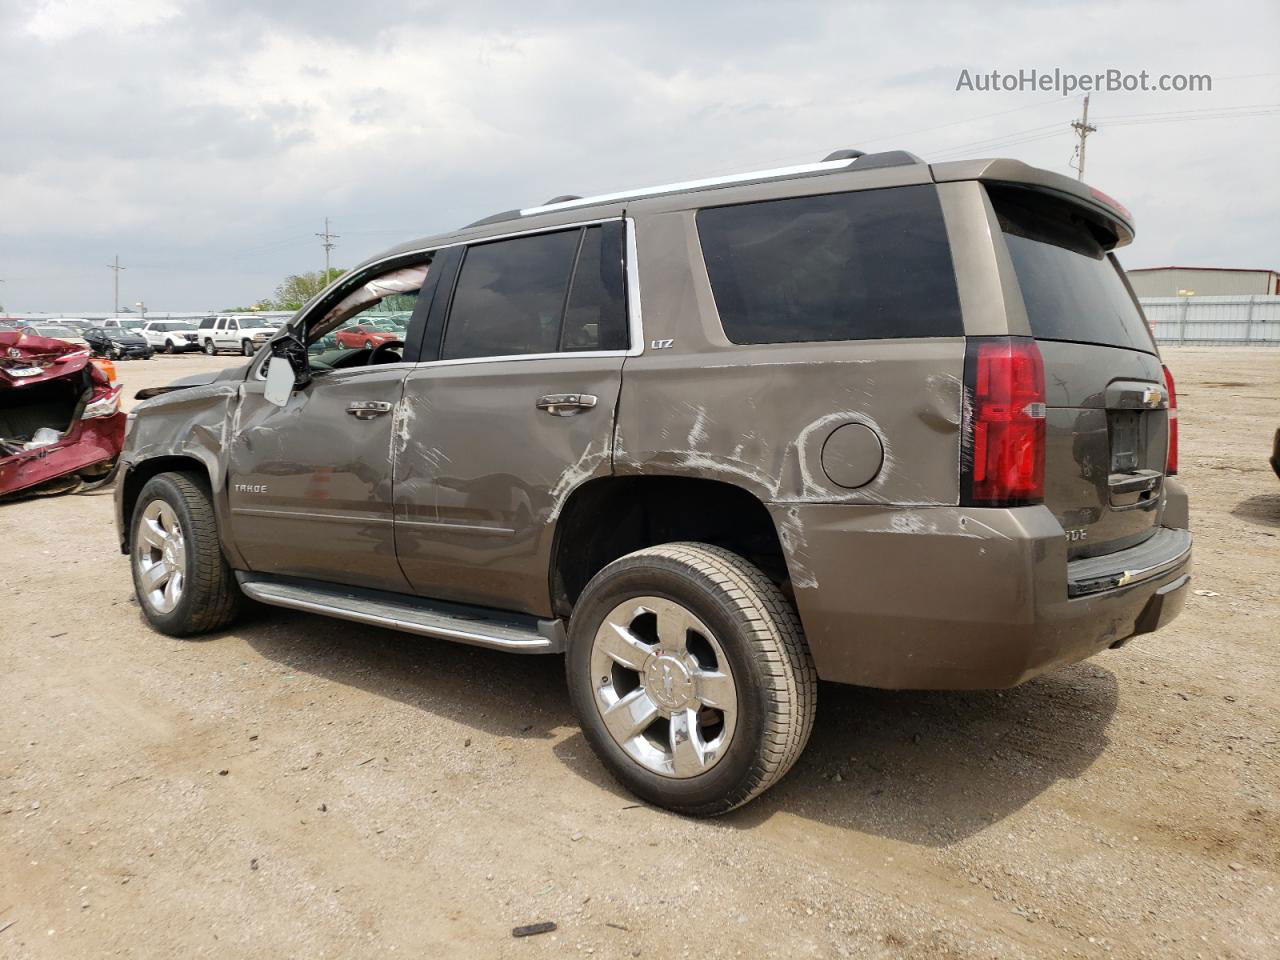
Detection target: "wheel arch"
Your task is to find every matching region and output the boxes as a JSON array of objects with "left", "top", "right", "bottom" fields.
[
  {"left": 548, "top": 475, "right": 791, "bottom": 618},
  {"left": 119, "top": 455, "right": 215, "bottom": 553}
]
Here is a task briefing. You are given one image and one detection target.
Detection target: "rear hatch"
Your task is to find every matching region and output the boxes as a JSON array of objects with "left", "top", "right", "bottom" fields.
[{"left": 987, "top": 184, "right": 1169, "bottom": 560}]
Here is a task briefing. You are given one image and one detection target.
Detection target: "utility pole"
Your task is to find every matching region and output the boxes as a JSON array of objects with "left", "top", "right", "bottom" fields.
[
  {"left": 107, "top": 255, "right": 126, "bottom": 314},
  {"left": 1070, "top": 94, "right": 1096, "bottom": 182},
  {"left": 315, "top": 217, "right": 339, "bottom": 282}
]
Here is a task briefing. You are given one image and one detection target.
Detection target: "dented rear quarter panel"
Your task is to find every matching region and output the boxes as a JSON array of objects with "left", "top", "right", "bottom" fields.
[{"left": 615, "top": 209, "right": 967, "bottom": 512}]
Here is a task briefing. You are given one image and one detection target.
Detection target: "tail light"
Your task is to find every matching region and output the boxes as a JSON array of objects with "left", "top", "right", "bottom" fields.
[
  {"left": 82, "top": 385, "right": 122, "bottom": 419},
  {"left": 91, "top": 357, "right": 118, "bottom": 383},
  {"left": 961, "top": 337, "right": 1046, "bottom": 506},
  {"left": 1163, "top": 364, "right": 1178, "bottom": 475}
]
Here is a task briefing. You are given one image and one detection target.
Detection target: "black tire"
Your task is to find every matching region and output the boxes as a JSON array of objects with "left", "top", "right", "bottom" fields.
[
  {"left": 203, "top": 339, "right": 217, "bottom": 355},
  {"left": 566, "top": 542, "right": 817, "bottom": 816},
  {"left": 130, "top": 472, "right": 242, "bottom": 636},
  {"left": 364, "top": 339, "right": 376, "bottom": 349},
  {"left": 109, "top": 346, "right": 121, "bottom": 361},
  {"left": 164, "top": 339, "right": 176, "bottom": 354},
  {"left": 241, "top": 339, "right": 253, "bottom": 356}
]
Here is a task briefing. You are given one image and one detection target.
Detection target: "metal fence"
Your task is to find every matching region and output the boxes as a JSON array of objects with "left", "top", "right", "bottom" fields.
[{"left": 1141, "top": 296, "right": 1280, "bottom": 346}]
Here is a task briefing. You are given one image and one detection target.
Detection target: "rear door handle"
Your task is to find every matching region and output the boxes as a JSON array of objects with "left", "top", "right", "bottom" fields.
[
  {"left": 347, "top": 401, "right": 393, "bottom": 420},
  {"left": 536, "top": 394, "right": 598, "bottom": 417}
]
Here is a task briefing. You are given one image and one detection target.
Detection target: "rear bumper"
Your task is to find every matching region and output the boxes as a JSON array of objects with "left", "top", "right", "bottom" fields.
[
  {"left": 0, "top": 412, "right": 127, "bottom": 498},
  {"left": 769, "top": 483, "right": 1192, "bottom": 689}
]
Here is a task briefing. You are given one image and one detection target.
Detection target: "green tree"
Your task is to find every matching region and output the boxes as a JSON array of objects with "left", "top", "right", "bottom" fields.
[{"left": 271, "top": 267, "right": 346, "bottom": 311}]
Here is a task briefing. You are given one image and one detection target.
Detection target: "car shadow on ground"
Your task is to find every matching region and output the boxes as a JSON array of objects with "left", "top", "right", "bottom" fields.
[
  {"left": 242, "top": 605, "right": 1117, "bottom": 847},
  {"left": 1231, "top": 493, "right": 1280, "bottom": 528}
]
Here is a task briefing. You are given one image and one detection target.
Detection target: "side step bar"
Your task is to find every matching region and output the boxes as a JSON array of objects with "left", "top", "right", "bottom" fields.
[{"left": 235, "top": 573, "right": 565, "bottom": 654}]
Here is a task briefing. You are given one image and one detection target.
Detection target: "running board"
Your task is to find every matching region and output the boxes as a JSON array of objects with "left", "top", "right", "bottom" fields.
[{"left": 235, "top": 573, "right": 564, "bottom": 654}]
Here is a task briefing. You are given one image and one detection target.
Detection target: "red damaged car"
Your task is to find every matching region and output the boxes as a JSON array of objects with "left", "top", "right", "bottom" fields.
[{"left": 1, "top": 330, "right": 126, "bottom": 498}]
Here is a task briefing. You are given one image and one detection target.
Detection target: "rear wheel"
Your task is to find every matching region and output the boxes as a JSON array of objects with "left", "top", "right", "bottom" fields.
[
  {"left": 566, "top": 542, "right": 816, "bottom": 816},
  {"left": 130, "top": 472, "right": 242, "bottom": 636},
  {"left": 203, "top": 339, "right": 216, "bottom": 355}
]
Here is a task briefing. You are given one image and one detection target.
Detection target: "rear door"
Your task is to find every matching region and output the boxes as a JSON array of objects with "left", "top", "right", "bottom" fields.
[
  {"left": 988, "top": 185, "right": 1169, "bottom": 558},
  {"left": 394, "top": 221, "right": 631, "bottom": 616}
]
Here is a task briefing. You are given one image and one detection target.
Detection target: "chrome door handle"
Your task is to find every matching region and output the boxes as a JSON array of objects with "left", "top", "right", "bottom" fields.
[
  {"left": 536, "top": 394, "right": 598, "bottom": 417},
  {"left": 347, "top": 401, "right": 393, "bottom": 420}
]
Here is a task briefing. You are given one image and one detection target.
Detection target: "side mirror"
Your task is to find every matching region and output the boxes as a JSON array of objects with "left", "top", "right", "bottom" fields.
[{"left": 263, "top": 335, "right": 311, "bottom": 407}]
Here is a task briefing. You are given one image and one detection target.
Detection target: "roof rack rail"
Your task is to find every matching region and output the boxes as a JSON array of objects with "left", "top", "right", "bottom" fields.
[
  {"left": 461, "top": 148, "right": 925, "bottom": 228},
  {"left": 823, "top": 149, "right": 867, "bottom": 161}
]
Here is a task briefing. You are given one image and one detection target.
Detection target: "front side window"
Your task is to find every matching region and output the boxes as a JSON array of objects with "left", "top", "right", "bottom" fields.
[
  {"left": 697, "top": 185, "right": 963, "bottom": 344},
  {"left": 307, "top": 263, "right": 428, "bottom": 359},
  {"left": 442, "top": 222, "right": 629, "bottom": 361}
]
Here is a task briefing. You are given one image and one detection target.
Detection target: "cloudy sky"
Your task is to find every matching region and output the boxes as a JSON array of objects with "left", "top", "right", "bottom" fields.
[{"left": 1, "top": 0, "right": 1276, "bottom": 312}]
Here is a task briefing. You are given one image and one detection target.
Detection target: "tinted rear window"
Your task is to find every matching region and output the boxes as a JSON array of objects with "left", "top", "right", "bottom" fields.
[
  {"left": 443, "top": 229, "right": 579, "bottom": 360},
  {"left": 990, "top": 186, "right": 1154, "bottom": 353},
  {"left": 697, "top": 184, "right": 962, "bottom": 344},
  {"left": 561, "top": 222, "right": 628, "bottom": 352}
]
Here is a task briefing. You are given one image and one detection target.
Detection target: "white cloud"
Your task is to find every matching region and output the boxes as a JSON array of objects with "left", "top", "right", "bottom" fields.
[{"left": 0, "top": 0, "right": 1277, "bottom": 310}]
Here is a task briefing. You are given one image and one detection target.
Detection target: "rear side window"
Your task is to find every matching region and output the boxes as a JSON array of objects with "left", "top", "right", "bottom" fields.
[
  {"left": 442, "top": 223, "right": 629, "bottom": 361},
  {"left": 562, "top": 223, "right": 628, "bottom": 351},
  {"left": 697, "top": 185, "right": 962, "bottom": 344},
  {"left": 990, "top": 186, "right": 1154, "bottom": 353}
]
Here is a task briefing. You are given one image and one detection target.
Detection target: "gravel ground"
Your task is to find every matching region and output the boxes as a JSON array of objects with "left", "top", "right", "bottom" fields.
[{"left": 1, "top": 347, "right": 1276, "bottom": 959}]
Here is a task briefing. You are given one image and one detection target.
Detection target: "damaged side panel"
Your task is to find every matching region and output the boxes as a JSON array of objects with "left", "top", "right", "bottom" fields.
[
  {"left": 394, "top": 356, "right": 623, "bottom": 617},
  {"left": 114, "top": 380, "right": 243, "bottom": 565},
  {"left": 614, "top": 211, "right": 966, "bottom": 513}
]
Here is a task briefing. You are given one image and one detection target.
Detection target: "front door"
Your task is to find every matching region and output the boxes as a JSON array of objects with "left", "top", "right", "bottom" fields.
[
  {"left": 225, "top": 259, "right": 431, "bottom": 591},
  {"left": 394, "top": 221, "right": 633, "bottom": 615}
]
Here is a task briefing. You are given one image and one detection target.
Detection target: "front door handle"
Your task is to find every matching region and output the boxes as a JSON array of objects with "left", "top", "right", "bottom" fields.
[
  {"left": 347, "top": 400, "right": 393, "bottom": 420},
  {"left": 536, "top": 394, "right": 598, "bottom": 417}
]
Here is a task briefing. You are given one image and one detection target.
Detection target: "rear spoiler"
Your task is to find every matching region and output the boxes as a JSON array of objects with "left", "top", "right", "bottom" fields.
[{"left": 931, "top": 158, "right": 1135, "bottom": 249}]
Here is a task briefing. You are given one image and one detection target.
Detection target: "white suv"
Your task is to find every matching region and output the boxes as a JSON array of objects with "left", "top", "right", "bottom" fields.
[
  {"left": 197, "top": 315, "right": 278, "bottom": 356},
  {"left": 141, "top": 320, "right": 200, "bottom": 353}
]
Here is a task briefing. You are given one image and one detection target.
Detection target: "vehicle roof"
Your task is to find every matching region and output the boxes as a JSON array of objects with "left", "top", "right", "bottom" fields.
[{"left": 335, "top": 149, "right": 1136, "bottom": 292}]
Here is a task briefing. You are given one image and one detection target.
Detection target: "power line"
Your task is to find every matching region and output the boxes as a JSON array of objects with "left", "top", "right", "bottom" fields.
[
  {"left": 316, "top": 217, "right": 339, "bottom": 279},
  {"left": 1070, "top": 94, "right": 1096, "bottom": 181},
  {"left": 107, "top": 255, "right": 125, "bottom": 314}
]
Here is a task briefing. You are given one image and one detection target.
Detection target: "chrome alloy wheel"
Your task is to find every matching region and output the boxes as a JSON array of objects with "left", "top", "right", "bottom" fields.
[
  {"left": 590, "top": 597, "right": 738, "bottom": 779},
  {"left": 134, "top": 499, "right": 187, "bottom": 614}
]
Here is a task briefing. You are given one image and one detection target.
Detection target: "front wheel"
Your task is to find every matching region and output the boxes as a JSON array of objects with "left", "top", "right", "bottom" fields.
[
  {"left": 241, "top": 339, "right": 253, "bottom": 356},
  {"left": 130, "top": 472, "right": 242, "bottom": 636},
  {"left": 203, "top": 339, "right": 217, "bottom": 355},
  {"left": 566, "top": 542, "right": 817, "bottom": 816},
  {"left": 164, "top": 339, "right": 176, "bottom": 354}
]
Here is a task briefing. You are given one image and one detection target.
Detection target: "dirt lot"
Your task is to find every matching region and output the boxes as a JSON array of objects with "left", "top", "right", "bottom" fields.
[{"left": 1, "top": 347, "right": 1276, "bottom": 959}]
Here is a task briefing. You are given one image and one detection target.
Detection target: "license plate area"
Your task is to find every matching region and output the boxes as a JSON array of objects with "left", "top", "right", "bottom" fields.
[
  {"left": 1107, "top": 410, "right": 1162, "bottom": 506},
  {"left": 1110, "top": 410, "right": 1142, "bottom": 473}
]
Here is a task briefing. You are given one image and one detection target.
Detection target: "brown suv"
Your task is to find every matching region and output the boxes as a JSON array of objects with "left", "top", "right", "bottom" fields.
[{"left": 115, "top": 149, "right": 1192, "bottom": 815}]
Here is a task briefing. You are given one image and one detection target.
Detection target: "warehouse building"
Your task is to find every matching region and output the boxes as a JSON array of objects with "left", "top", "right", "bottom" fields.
[{"left": 1127, "top": 266, "right": 1280, "bottom": 297}]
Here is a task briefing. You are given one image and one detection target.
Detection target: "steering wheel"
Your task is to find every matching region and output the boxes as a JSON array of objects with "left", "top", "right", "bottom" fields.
[{"left": 366, "top": 339, "right": 404, "bottom": 365}]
